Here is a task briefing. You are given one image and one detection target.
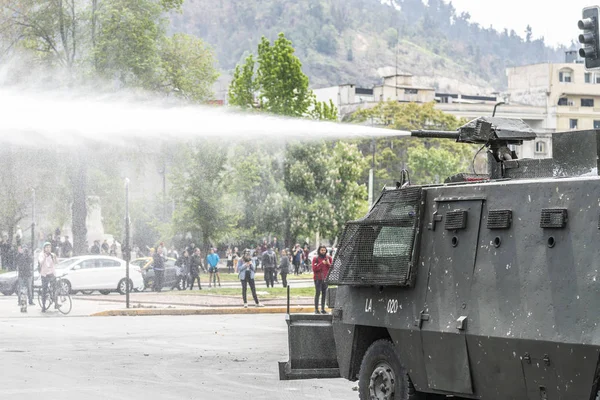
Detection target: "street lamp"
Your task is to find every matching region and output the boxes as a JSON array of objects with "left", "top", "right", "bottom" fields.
[
  {"left": 31, "top": 188, "right": 35, "bottom": 296},
  {"left": 124, "top": 178, "right": 131, "bottom": 309}
]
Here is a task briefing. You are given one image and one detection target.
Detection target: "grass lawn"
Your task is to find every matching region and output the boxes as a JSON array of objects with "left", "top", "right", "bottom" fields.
[
  {"left": 207, "top": 271, "right": 312, "bottom": 282},
  {"left": 171, "top": 286, "right": 316, "bottom": 299}
]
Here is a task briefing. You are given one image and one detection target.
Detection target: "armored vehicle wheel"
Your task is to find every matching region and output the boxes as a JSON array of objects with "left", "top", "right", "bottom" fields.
[{"left": 358, "top": 339, "right": 420, "bottom": 400}]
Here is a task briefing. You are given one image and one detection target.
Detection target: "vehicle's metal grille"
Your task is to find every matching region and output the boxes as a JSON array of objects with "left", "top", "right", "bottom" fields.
[
  {"left": 327, "top": 187, "right": 423, "bottom": 286},
  {"left": 487, "top": 209, "right": 512, "bottom": 229},
  {"left": 540, "top": 208, "right": 568, "bottom": 228},
  {"left": 445, "top": 210, "right": 468, "bottom": 230}
]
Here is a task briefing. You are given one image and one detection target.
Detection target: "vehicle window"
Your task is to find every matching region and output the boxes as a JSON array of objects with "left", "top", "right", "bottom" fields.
[
  {"left": 130, "top": 260, "right": 147, "bottom": 267},
  {"left": 101, "top": 260, "right": 121, "bottom": 268},
  {"left": 80, "top": 260, "right": 98, "bottom": 269}
]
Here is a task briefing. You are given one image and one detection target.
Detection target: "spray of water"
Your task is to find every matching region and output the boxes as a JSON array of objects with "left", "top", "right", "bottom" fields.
[{"left": 0, "top": 87, "right": 409, "bottom": 147}]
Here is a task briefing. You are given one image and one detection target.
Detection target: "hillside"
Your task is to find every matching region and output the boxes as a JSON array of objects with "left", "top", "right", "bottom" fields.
[{"left": 171, "top": 0, "right": 567, "bottom": 94}]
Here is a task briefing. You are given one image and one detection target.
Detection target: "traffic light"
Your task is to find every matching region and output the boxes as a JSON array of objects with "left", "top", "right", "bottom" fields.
[{"left": 579, "top": 6, "right": 600, "bottom": 68}]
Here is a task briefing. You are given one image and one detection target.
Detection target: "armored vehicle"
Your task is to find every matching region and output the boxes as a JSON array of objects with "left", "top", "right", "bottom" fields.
[{"left": 279, "top": 117, "right": 600, "bottom": 400}]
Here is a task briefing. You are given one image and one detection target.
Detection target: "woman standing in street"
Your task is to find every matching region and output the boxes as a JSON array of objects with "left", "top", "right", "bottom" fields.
[
  {"left": 237, "top": 253, "right": 263, "bottom": 308},
  {"left": 312, "top": 245, "right": 332, "bottom": 314}
]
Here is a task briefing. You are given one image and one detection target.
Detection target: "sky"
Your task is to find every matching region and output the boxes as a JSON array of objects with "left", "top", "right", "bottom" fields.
[{"left": 448, "top": 0, "right": 596, "bottom": 47}]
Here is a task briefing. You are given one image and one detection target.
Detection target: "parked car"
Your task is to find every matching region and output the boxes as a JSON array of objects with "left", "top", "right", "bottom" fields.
[
  {"left": 0, "top": 269, "right": 41, "bottom": 296},
  {"left": 33, "top": 256, "right": 144, "bottom": 295},
  {"left": 130, "top": 257, "right": 185, "bottom": 291}
]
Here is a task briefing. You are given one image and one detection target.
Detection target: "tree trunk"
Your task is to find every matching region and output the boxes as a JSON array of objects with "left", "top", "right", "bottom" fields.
[{"left": 71, "top": 154, "right": 87, "bottom": 255}]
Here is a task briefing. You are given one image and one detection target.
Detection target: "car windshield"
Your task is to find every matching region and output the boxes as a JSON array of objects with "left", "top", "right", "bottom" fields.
[{"left": 56, "top": 258, "right": 81, "bottom": 269}]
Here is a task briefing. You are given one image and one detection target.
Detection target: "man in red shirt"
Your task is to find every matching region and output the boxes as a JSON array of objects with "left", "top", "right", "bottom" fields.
[{"left": 312, "top": 245, "right": 332, "bottom": 314}]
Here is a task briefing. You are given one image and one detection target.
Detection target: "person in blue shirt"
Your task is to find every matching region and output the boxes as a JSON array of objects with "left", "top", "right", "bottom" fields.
[{"left": 206, "top": 248, "right": 221, "bottom": 288}]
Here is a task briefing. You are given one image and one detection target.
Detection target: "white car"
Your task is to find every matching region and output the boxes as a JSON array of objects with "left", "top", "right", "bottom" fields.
[{"left": 34, "top": 256, "right": 144, "bottom": 295}]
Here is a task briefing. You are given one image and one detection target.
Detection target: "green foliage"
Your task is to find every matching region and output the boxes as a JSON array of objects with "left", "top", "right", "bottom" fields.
[
  {"left": 315, "top": 24, "right": 338, "bottom": 55},
  {"left": 284, "top": 141, "right": 368, "bottom": 242},
  {"left": 94, "top": 0, "right": 164, "bottom": 88},
  {"left": 228, "top": 55, "right": 256, "bottom": 108},
  {"left": 383, "top": 27, "right": 398, "bottom": 49},
  {"left": 311, "top": 99, "right": 338, "bottom": 121},
  {"left": 159, "top": 33, "right": 219, "bottom": 102},
  {"left": 352, "top": 101, "right": 476, "bottom": 185},
  {"left": 256, "top": 33, "right": 312, "bottom": 117}
]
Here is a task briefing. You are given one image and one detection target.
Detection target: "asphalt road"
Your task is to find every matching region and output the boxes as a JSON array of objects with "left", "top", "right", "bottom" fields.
[{"left": 0, "top": 314, "right": 355, "bottom": 400}]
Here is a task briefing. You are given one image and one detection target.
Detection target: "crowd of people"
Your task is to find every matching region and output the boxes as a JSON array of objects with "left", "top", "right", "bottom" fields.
[{"left": 3, "top": 229, "right": 337, "bottom": 314}]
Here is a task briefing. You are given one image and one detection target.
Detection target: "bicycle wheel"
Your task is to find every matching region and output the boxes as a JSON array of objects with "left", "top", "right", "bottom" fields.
[
  {"left": 37, "top": 289, "right": 52, "bottom": 311},
  {"left": 56, "top": 293, "right": 72, "bottom": 315}
]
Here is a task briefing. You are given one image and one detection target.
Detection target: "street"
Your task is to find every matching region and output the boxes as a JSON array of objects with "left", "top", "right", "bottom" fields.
[{"left": 0, "top": 313, "right": 355, "bottom": 400}]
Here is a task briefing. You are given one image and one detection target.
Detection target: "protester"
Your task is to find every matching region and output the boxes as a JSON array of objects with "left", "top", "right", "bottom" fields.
[
  {"left": 226, "top": 247, "right": 234, "bottom": 273},
  {"left": 62, "top": 236, "right": 73, "bottom": 258},
  {"left": 152, "top": 247, "right": 165, "bottom": 292},
  {"left": 38, "top": 242, "right": 58, "bottom": 311},
  {"left": 279, "top": 249, "right": 290, "bottom": 288},
  {"left": 312, "top": 245, "right": 332, "bottom": 314},
  {"left": 303, "top": 243, "right": 311, "bottom": 273},
  {"left": 101, "top": 239, "right": 109, "bottom": 254},
  {"left": 189, "top": 248, "right": 203, "bottom": 290},
  {"left": 175, "top": 249, "right": 190, "bottom": 289},
  {"left": 16, "top": 245, "right": 34, "bottom": 306},
  {"left": 292, "top": 244, "right": 303, "bottom": 275},
  {"left": 237, "top": 253, "right": 263, "bottom": 308},
  {"left": 261, "top": 245, "right": 276, "bottom": 288},
  {"left": 206, "top": 248, "right": 221, "bottom": 287}
]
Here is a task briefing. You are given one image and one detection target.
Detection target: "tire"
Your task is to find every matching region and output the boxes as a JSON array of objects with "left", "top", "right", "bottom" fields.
[
  {"left": 58, "top": 279, "right": 71, "bottom": 296},
  {"left": 37, "top": 289, "right": 51, "bottom": 311},
  {"left": 117, "top": 278, "right": 133, "bottom": 295},
  {"left": 358, "top": 339, "right": 417, "bottom": 400},
  {"left": 176, "top": 278, "right": 186, "bottom": 291},
  {"left": 99, "top": 290, "right": 111, "bottom": 295},
  {"left": 80, "top": 290, "right": 94, "bottom": 295},
  {"left": 56, "top": 292, "right": 72, "bottom": 315},
  {"left": 1, "top": 290, "right": 13, "bottom": 296}
]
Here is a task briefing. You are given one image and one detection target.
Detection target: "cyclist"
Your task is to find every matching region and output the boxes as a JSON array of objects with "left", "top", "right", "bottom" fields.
[{"left": 38, "top": 241, "right": 59, "bottom": 311}]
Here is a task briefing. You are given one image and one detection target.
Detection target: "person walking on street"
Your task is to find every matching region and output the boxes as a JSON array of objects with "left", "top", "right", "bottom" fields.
[
  {"left": 206, "top": 248, "right": 221, "bottom": 288},
  {"left": 303, "top": 243, "right": 310, "bottom": 273},
  {"left": 226, "top": 247, "right": 234, "bottom": 274},
  {"left": 189, "top": 248, "right": 203, "bottom": 290},
  {"left": 312, "top": 245, "right": 332, "bottom": 314},
  {"left": 237, "top": 253, "right": 263, "bottom": 308},
  {"left": 292, "top": 244, "right": 303, "bottom": 275},
  {"left": 16, "top": 245, "right": 34, "bottom": 305},
  {"left": 61, "top": 236, "right": 73, "bottom": 258},
  {"left": 279, "top": 249, "right": 290, "bottom": 288},
  {"left": 261, "top": 245, "right": 276, "bottom": 288},
  {"left": 38, "top": 242, "right": 59, "bottom": 311},
  {"left": 152, "top": 247, "right": 165, "bottom": 292}
]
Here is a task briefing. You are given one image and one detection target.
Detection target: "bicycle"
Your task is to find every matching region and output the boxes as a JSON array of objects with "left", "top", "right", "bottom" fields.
[{"left": 37, "top": 276, "right": 72, "bottom": 315}]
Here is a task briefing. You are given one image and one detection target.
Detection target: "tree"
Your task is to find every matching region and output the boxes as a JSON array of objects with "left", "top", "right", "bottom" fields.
[
  {"left": 525, "top": 25, "right": 533, "bottom": 43},
  {"left": 352, "top": 101, "right": 476, "bottom": 185},
  {"left": 284, "top": 141, "right": 368, "bottom": 244},
  {"left": 256, "top": 33, "right": 313, "bottom": 116},
  {"left": 311, "top": 99, "right": 338, "bottom": 121},
  {"left": 159, "top": 33, "right": 219, "bottom": 102},
  {"left": 228, "top": 54, "right": 256, "bottom": 108}
]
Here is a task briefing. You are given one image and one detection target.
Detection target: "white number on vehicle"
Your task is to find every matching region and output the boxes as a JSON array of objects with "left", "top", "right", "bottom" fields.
[{"left": 387, "top": 299, "right": 399, "bottom": 314}]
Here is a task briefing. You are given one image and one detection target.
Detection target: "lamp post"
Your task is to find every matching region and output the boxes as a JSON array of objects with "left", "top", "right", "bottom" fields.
[
  {"left": 124, "top": 178, "right": 130, "bottom": 309},
  {"left": 31, "top": 188, "right": 35, "bottom": 296}
]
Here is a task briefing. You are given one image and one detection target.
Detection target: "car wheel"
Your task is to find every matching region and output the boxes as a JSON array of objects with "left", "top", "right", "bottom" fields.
[
  {"left": 117, "top": 278, "right": 133, "bottom": 295},
  {"left": 80, "top": 290, "right": 94, "bottom": 295},
  {"left": 99, "top": 290, "right": 111, "bottom": 295},
  {"left": 177, "top": 278, "right": 186, "bottom": 291},
  {"left": 358, "top": 339, "right": 420, "bottom": 400},
  {"left": 58, "top": 279, "right": 72, "bottom": 296},
  {"left": 1, "top": 290, "right": 13, "bottom": 296}
]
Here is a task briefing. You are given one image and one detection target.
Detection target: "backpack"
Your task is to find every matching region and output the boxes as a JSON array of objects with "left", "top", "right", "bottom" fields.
[{"left": 263, "top": 251, "right": 275, "bottom": 268}]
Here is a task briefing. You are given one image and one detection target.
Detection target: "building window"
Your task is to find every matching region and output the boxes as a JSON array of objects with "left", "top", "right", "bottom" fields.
[
  {"left": 558, "top": 97, "right": 568, "bottom": 106},
  {"left": 570, "top": 119, "right": 578, "bottom": 129},
  {"left": 594, "top": 120, "right": 600, "bottom": 129},
  {"left": 586, "top": 73, "right": 592, "bottom": 83},
  {"left": 582, "top": 98, "right": 595, "bottom": 107},
  {"left": 404, "top": 89, "right": 418, "bottom": 94},
  {"left": 535, "top": 141, "right": 546, "bottom": 154},
  {"left": 559, "top": 70, "right": 572, "bottom": 82}
]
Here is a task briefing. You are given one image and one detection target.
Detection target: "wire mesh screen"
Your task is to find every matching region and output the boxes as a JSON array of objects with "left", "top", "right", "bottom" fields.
[{"left": 327, "top": 187, "right": 423, "bottom": 286}]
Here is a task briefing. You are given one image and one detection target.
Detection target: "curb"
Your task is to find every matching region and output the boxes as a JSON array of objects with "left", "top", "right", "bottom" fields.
[{"left": 90, "top": 306, "right": 314, "bottom": 317}]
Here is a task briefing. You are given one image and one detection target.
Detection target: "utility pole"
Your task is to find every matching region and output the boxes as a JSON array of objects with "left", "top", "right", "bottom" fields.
[
  {"left": 368, "top": 118, "right": 375, "bottom": 207},
  {"left": 124, "top": 178, "right": 131, "bottom": 309}
]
